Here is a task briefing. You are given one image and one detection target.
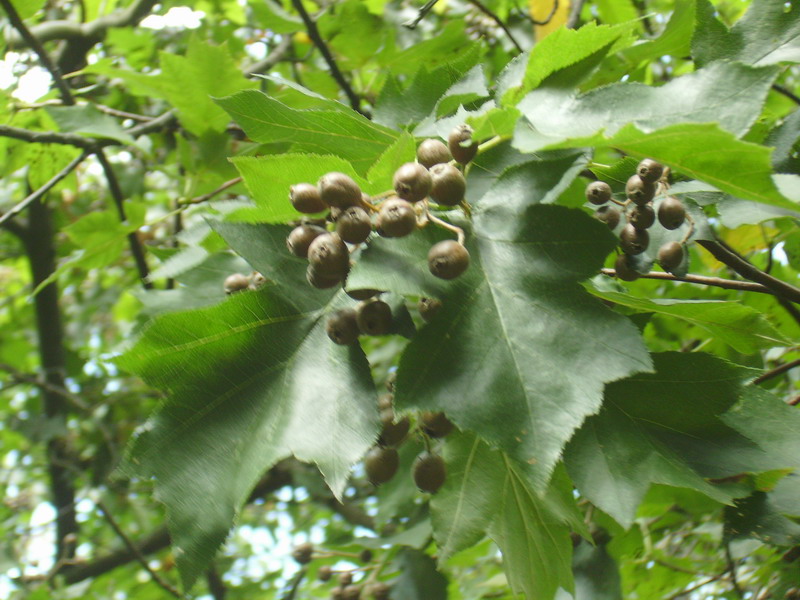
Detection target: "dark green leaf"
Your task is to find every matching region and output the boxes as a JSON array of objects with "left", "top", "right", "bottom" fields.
[
  {"left": 391, "top": 548, "right": 448, "bottom": 600},
  {"left": 725, "top": 492, "right": 800, "bottom": 546},
  {"left": 46, "top": 105, "right": 135, "bottom": 145}
]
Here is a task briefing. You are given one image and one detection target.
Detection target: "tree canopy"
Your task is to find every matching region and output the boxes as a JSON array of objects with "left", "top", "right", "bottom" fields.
[{"left": 1, "top": 0, "right": 800, "bottom": 599}]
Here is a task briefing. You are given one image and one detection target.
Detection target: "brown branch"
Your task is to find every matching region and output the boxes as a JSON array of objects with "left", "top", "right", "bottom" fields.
[
  {"left": 753, "top": 358, "right": 800, "bottom": 385},
  {"left": 773, "top": 83, "right": 800, "bottom": 106},
  {"left": 206, "top": 565, "right": 227, "bottom": 600},
  {"left": 599, "top": 268, "right": 774, "bottom": 294},
  {"left": 0, "top": 151, "right": 88, "bottom": 227},
  {"left": 466, "top": 0, "right": 524, "bottom": 52},
  {"left": 697, "top": 239, "right": 800, "bottom": 304},
  {"left": 180, "top": 176, "right": 243, "bottom": 206},
  {"left": 95, "top": 150, "right": 153, "bottom": 289},
  {"left": 529, "top": 0, "right": 559, "bottom": 26},
  {"left": 567, "top": 0, "right": 586, "bottom": 29},
  {"left": 0, "top": 0, "right": 75, "bottom": 104},
  {"left": 0, "top": 124, "right": 100, "bottom": 148},
  {"left": 245, "top": 36, "right": 294, "bottom": 78},
  {"left": 96, "top": 500, "right": 183, "bottom": 598},
  {"left": 666, "top": 575, "right": 722, "bottom": 600},
  {"left": 403, "top": 0, "right": 439, "bottom": 29},
  {"left": 289, "top": 0, "right": 364, "bottom": 115}
]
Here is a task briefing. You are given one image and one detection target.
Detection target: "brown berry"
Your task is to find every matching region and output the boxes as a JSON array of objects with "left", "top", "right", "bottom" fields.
[
  {"left": 629, "top": 204, "right": 655, "bottom": 230},
  {"left": 343, "top": 585, "right": 361, "bottom": 600},
  {"left": 595, "top": 206, "right": 620, "bottom": 230},
  {"left": 378, "top": 393, "right": 393, "bottom": 410},
  {"left": 658, "top": 196, "right": 686, "bottom": 230},
  {"left": 356, "top": 299, "right": 392, "bottom": 336},
  {"left": 418, "top": 297, "right": 442, "bottom": 322},
  {"left": 393, "top": 162, "right": 432, "bottom": 202},
  {"left": 308, "top": 232, "right": 350, "bottom": 278},
  {"left": 291, "top": 542, "right": 314, "bottom": 564},
  {"left": 339, "top": 572, "right": 353, "bottom": 587},
  {"left": 636, "top": 158, "right": 664, "bottom": 184},
  {"left": 658, "top": 241, "right": 685, "bottom": 273},
  {"left": 420, "top": 411, "right": 454, "bottom": 438},
  {"left": 377, "top": 198, "right": 417, "bottom": 238},
  {"left": 619, "top": 224, "right": 649, "bottom": 255},
  {"left": 224, "top": 273, "right": 250, "bottom": 294},
  {"left": 413, "top": 452, "right": 446, "bottom": 493},
  {"left": 614, "top": 253, "right": 640, "bottom": 281},
  {"left": 585, "top": 181, "right": 612, "bottom": 205},
  {"left": 371, "top": 582, "right": 391, "bottom": 600},
  {"left": 336, "top": 205, "right": 372, "bottom": 244},
  {"left": 448, "top": 124, "right": 478, "bottom": 164},
  {"left": 287, "top": 224, "right": 326, "bottom": 258},
  {"left": 428, "top": 240, "right": 469, "bottom": 280},
  {"left": 429, "top": 163, "right": 466, "bottom": 206},
  {"left": 319, "top": 566, "right": 333, "bottom": 582},
  {"left": 379, "top": 411, "right": 410, "bottom": 447},
  {"left": 319, "top": 172, "right": 362, "bottom": 208},
  {"left": 307, "top": 265, "right": 343, "bottom": 289},
  {"left": 290, "top": 183, "right": 327, "bottom": 213},
  {"left": 417, "top": 138, "right": 452, "bottom": 168},
  {"left": 359, "top": 549, "right": 373, "bottom": 563},
  {"left": 326, "top": 308, "right": 360, "bottom": 345},
  {"left": 625, "top": 174, "right": 656, "bottom": 206},
  {"left": 365, "top": 446, "right": 399, "bottom": 485}
]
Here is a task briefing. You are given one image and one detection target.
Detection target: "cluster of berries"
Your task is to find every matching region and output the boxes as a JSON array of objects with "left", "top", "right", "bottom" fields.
[
  {"left": 587, "top": 158, "right": 691, "bottom": 280},
  {"left": 291, "top": 544, "right": 390, "bottom": 600}
]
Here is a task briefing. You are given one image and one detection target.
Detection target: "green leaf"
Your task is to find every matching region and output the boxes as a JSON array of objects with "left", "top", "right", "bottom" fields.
[
  {"left": 515, "top": 61, "right": 778, "bottom": 150},
  {"left": 118, "top": 223, "right": 379, "bottom": 589},
  {"left": 391, "top": 548, "right": 448, "bottom": 600},
  {"left": 466, "top": 106, "right": 521, "bottom": 140},
  {"left": 587, "top": 290, "right": 791, "bottom": 354},
  {"left": 766, "top": 107, "right": 800, "bottom": 174},
  {"left": 693, "top": 0, "right": 800, "bottom": 67},
  {"left": 11, "top": 0, "right": 45, "bottom": 18},
  {"left": 431, "top": 433, "right": 575, "bottom": 600},
  {"left": 618, "top": 0, "right": 696, "bottom": 65},
  {"left": 565, "top": 352, "right": 764, "bottom": 527},
  {"left": 158, "top": 37, "right": 258, "bottom": 136},
  {"left": 503, "top": 22, "right": 632, "bottom": 105},
  {"left": 725, "top": 492, "right": 800, "bottom": 546},
  {"left": 366, "top": 132, "right": 417, "bottom": 192},
  {"left": 216, "top": 90, "right": 398, "bottom": 175},
  {"left": 349, "top": 158, "right": 652, "bottom": 488},
  {"left": 45, "top": 104, "right": 135, "bottom": 145}
]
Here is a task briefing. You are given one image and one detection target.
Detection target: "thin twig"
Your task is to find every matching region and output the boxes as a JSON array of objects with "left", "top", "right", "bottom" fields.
[
  {"left": 289, "top": 0, "right": 364, "bottom": 115},
  {"left": 697, "top": 239, "right": 800, "bottom": 304},
  {"left": 245, "top": 36, "right": 293, "bottom": 78},
  {"left": 96, "top": 500, "right": 184, "bottom": 598},
  {"left": 665, "top": 575, "right": 722, "bottom": 600},
  {"left": 725, "top": 543, "right": 745, "bottom": 598},
  {"left": 753, "top": 358, "right": 800, "bottom": 385},
  {"left": 206, "top": 565, "right": 227, "bottom": 600},
  {"left": 566, "top": 0, "right": 586, "bottom": 28},
  {"left": 0, "top": 124, "right": 100, "bottom": 148},
  {"left": 180, "top": 177, "right": 243, "bottom": 205},
  {"left": 0, "top": 151, "right": 88, "bottom": 227},
  {"left": 281, "top": 568, "right": 306, "bottom": 600},
  {"left": 773, "top": 83, "right": 800, "bottom": 106},
  {"left": 95, "top": 151, "right": 153, "bottom": 289},
  {"left": 779, "top": 297, "right": 800, "bottom": 327},
  {"left": 599, "top": 268, "right": 774, "bottom": 295},
  {"left": 466, "top": 0, "right": 523, "bottom": 52},
  {"left": 0, "top": 0, "right": 76, "bottom": 105},
  {"left": 0, "top": 363, "right": 89, "bottom": 411},
  {"left": 403, "top": 0, "right": 439, "bottom": 29},
  {"left": 528, "top": 0, "right": 559, "bottom": 25}
]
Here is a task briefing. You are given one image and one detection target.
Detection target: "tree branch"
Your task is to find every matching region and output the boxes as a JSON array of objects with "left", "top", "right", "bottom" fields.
[
  {"left": 466, "top": 0, "right": 524, "bottom": 52},
  {"left": 697, "top": 239, "right": 800, "bottom": 304},
  {"left": 753, "top": 358, "right": 800, "bottom": 385},
  {"left": 599, "top": 268, "right": 775, "bottom": 295},
  {"left": 567, "top": 0, "right": 586, "bottom": 28},
  {"left": 403, "top": 0, "right": 439, "bottom": 29},
  {"left": 206, "top": 565, "right": 227, "bottom": 600},
  {"left": 180, "top": 177, "right": 243, "bottom": 206},
  {"left": 773, "top": 83, "right": 800, "bottom": 106},
  {"left": 0, "top": 124, "right": 99, "bottom": 148},
  {"left": 0, "top": 151, "right": 88, "bottom": 228},
  {"left": 289, "top": 0, "right": 364, "bottom": 115},
  {"left": 96, "top": 500, "right": 183, "bottom": 598},
  {"left": 245, "top": 36, "right": 293, "bottom": 78}
]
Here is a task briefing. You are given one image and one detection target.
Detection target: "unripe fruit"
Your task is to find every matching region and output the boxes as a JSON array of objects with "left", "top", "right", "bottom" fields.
[
  {"left": 619, "top": 224, "right": 649, "bottom": 255},
  {"left": 420, "top": 411, "right": 454, "bottom": 438},
  {"left": 585, "top": 181, "right": 612, "bottom": 205},
  {"left": 339, "top": 572, "right": 353, "bottom": 587},
  {"left": 379, "top": 411, "right": 410, "bottom": 447},
  {"left": 413, "top": 452, "right": 446, "bottom": 493},
  {"left": 377, "top": 198, "right": 416, "bottom": 238},
  {"left": 658, "top": 196, "right": 686, "bottom": 230},
  {"left": 318, "top": 566, "right": 333, "bottom": 582},
  {"left": 290, "top": 182, "right": 327, "bottom": 213},
  {"left": 428, "top": 240, "right": 470, "bottom": 280},
  {"left": 448, "top": 124, "right": 478, "bottom": 164},
  {"left": 614, "top": 253, "right": 640, "bottom": 282},
  {"left": 365, "top": 446, "right": 399, "bottom": 485},
  {"left": 307, "top": 265, "right": 342, "bottom": 289},
  {"left": 636, "top": 158, "right": 664, "bottom": 184},
  {"left": 224, "top": 273, "right": 250, "bottom": 294},
  {"left": 429, "top": 163, "right": 466, "bottom": 206},
  {"left": 418, "top": 297, "right": 442, "bottom": 322},
  {"left": 393, "top": 162, "right": 432, "bottom": 203},
  {"left": 291, "top": 542, "right": 314, "bottom": 564},
  {"left": 359, "top": 549, "right": 373, "bottom": 563},
  {"left": 629, "top": 204, "right": 655, "bottom": 230},
  {"left": 287, "top": 224, "right": 326, "bottom": 258},
  {"left": 658, "top": 241, "right": 684, "bottom": 273},
  {"left": 319, "top": 172, "right": 362, "bottom": 208},
  {"left": 356, "top": 299, "right": 392, "bottom": 336},
  {"left": 342, "top": 585, "right": 361, "bottom": 600},
  {"left": 371, "top": 582, "right": 391, "bottom": 600},
  {"left": 625, "top": 174, "right": 656, "bottom": 206},
  {"left": 595, "top": 206, "right": 620, "bottom": 230},
  {"left": 417, "top": 138, "right": 452, "bottom": 168},
  {"left": 336, "top": 205, "right": 372, "bottom": 244},
  {"left": 326, "top": 308, "right": 360, "bottom": 345},
  {"left": 308, "top": 233, "right": 350, "bottom": 278}
]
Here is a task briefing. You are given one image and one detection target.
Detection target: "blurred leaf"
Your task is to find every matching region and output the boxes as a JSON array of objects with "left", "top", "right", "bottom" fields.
[
  {"left": 725, "top": 492, "right": 800, "bottom": 546},
  {"left": 766, "top": 107, "right": 800, "bottom": 174},
  {"left": 46, "top": 104, "right": 135, "bottom": 144}
]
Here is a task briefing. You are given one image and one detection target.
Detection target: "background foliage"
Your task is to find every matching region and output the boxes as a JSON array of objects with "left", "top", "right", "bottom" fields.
[{"left": 1, "top": 0, "right": 800, "bottom": 598}]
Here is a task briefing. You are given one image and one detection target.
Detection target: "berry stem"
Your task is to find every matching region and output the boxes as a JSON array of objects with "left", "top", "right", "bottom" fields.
[
  {"left": 680, "top": 214, "right": 695, "bottom": 245},
  {"left": 477, "top": 135, "right": 504, "bottom": 155},
  {"left": 425, "top": 208, "right": 465, "bottom": 245}
]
